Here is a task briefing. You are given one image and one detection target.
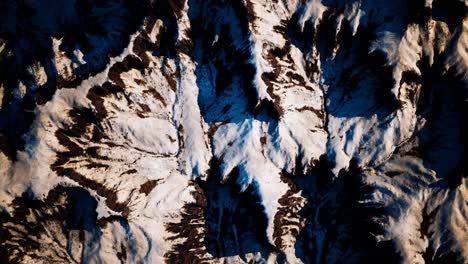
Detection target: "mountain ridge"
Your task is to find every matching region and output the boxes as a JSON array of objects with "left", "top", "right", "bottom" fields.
[{"left": 0, "top": 0, "right": 466, "bottom": 263}]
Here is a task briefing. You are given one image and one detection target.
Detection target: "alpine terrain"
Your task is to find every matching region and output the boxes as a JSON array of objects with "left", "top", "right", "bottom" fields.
[{"left": 0, "top": 0, "right": 467, "bottom": 263}]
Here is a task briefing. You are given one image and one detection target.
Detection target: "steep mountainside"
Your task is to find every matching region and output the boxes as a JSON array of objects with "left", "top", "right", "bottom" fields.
[{"left": 0, "top": 0, "right": 467, "bottom": 263}]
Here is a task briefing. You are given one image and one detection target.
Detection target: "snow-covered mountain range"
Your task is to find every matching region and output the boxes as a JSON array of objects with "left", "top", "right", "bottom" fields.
[{"left": 0, "top": 0, "right": 466, "bottom": 263}]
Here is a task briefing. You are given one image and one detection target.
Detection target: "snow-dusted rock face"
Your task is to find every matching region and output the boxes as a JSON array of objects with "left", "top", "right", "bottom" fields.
[{"left": 0, "top": 0, "right": 466, "bottom": 263}]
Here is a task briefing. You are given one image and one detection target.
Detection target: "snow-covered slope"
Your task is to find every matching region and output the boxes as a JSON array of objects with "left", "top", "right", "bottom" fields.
[{"left": 0, "top": 0, "right": 466, "bottom": 263}]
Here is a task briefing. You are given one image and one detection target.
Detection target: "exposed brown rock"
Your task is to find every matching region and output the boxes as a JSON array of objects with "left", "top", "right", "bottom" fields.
[{"left": 139, "top": 179, "right": 162, "bottom": 195}]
